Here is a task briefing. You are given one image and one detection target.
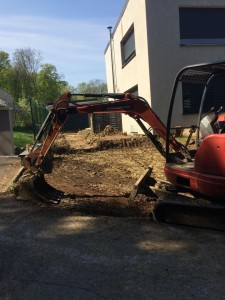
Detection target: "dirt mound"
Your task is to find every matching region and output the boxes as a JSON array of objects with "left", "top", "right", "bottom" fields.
[
  {"left": 53, "top": 129, "right": 152, "bottom": 153},
  {"left": 101, "top": 124, "right": 119, "bottom": 135}
]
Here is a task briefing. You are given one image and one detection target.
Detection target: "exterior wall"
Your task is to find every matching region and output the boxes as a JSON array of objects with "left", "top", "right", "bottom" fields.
[
  {"left": 105, "top": 0, "right": 225, "bottom": 133},
  {"left": 146, "top": 0, "right": 225, "bottom": 127},
  {"left": 0, "top": 89, "right": 14, "bottom": 155},
  {"left": 0, "top": 108, "right": 14, "bottom": 155},
  {"left": 105, "top": 0, "right": 151, "bottom": 134}
]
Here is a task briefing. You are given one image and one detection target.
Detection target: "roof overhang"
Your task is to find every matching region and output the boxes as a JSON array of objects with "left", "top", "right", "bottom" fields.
[{"left": 178, "top": 60, "right": 225, "bottom": 85}]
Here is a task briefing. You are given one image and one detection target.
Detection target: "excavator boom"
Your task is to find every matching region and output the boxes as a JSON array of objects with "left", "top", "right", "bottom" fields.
[{"left": 24, "top": 92, "right": 183, "bottom": 171}]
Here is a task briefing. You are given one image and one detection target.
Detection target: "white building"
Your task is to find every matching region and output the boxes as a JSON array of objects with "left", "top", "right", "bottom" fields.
[{"left": 105, "top": 0, "right": 225, "bottom": 134}]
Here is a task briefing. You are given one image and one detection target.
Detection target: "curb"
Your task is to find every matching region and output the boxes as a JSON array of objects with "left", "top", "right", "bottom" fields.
[{"left": 4, "top": 167, "right": 25, "bottom": 192}]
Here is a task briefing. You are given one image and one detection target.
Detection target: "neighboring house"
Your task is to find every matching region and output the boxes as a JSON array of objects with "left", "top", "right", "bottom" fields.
[
  {"left": 0, "top": 89, "right": 14, "bottom": 155},
  {"left": 105, "top": 0, "right": 225, "bottom": 134}
]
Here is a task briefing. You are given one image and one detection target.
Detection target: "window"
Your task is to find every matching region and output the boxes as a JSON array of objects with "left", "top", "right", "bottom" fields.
[
  {"left": 121, "top": 25, "right": 136, "bottom": 66},
  {"left": 182, "top": 76, "right": 225, "bottom": 114},
  {"left": 182, "top": 83, "right": 204, "bottom": 114},
  {"left": 179, "top": 7, "right": 225, "bottom": 45}
]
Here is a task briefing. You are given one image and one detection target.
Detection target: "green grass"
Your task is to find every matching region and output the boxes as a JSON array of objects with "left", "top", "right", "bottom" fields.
[
  {"left": 176, "top": 136, "right": 188, "bottom": 142},
  {"left": 13, "top": 127, "right": 34, "bottom": 147}
]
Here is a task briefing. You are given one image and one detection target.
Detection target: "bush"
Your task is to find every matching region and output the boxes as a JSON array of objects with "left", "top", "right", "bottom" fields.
[{"left": 14, "top": 98, "right": 32, "bottom": 127}]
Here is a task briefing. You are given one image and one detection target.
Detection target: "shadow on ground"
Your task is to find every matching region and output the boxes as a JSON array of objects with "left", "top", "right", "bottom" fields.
[{"left": 1, "top": 192, "right": 225, "bottom": 299}]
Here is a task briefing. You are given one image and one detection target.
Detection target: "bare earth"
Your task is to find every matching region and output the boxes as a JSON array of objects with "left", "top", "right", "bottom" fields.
[{"left": 44, "top": 129, "right": 166, "bottom": 217}]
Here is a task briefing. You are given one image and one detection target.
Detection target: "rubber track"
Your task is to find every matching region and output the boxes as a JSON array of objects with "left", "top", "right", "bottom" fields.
[{"left": 153, "top": 194, "right": 225, "bottom": 231}]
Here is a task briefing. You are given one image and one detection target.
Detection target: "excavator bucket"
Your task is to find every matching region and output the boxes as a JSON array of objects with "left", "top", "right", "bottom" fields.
[
  {"left": 16, "top": 171, "right": 64, "bottom": 204},
  {"left": 31, "top": 173, "right": 64, "bottom": 204}
]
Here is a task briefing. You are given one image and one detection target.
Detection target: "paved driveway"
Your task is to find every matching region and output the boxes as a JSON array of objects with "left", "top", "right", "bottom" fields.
[{"left": 0, "top": 194, "right": 225, "bottom": 299}]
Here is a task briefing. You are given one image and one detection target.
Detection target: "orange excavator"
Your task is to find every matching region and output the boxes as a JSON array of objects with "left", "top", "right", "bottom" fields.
[{"left": 22, "top": 61, "right": 225, "bottom": 230}]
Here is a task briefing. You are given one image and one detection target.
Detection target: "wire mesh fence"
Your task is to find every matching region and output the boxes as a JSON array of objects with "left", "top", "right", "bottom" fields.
[
  {"left": 29, "top": 99, "right": 122, "bottom": 138},
  {"left": 30, "top": 100, "right": 48, "bottom": 138}
]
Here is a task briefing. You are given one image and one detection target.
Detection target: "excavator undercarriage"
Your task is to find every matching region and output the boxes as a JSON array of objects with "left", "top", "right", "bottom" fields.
[
  {"left": 128, "top": 167, "right": 225, "bottom": 231},
  {"left": 18, "top": 61, "right": 225, "bottom": 231}
]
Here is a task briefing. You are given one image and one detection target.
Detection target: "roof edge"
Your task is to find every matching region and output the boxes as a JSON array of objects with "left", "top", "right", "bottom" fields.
[{"left": 104, "top": 0, "right": 129, "bottom": 54}]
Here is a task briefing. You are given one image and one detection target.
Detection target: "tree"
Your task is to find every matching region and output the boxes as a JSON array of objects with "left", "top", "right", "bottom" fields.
[
  {"left": 75, "top": 79, "right": 107, "bottom": 94},
  {"left": 12, "top": 48, "right": 42, "bottom": 100},
  {"left": 0, "top": 47, "right": 72, "bottom": 129},
  {"left": 0, "top": 50, "right": 11, "bottom": 90},
  {"left": 14, "top": 97, "right": 32, "bottom": 127},
  {"left": 37, "top": 64, "right": 67, "bottom": 104},
  {"left": 0, "top": 50, "right": 10, "bottom": 68}
]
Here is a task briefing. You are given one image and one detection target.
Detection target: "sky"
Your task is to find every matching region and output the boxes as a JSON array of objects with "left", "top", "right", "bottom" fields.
[{"left": 0, "top": 0, "right": 126, "bottom": 87}]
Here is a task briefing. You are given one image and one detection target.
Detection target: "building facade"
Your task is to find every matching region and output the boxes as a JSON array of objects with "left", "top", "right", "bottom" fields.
[
  {"left": 105, "top": 0, "right": 225, "bottom": 134},
  {"left": 0, "top": 89, "right": 14, "bottom": 155}
]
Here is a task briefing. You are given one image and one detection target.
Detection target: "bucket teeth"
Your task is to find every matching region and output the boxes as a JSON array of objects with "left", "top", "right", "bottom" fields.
[{"left": 31, "top": 173, "right": 64, "bottom": 204}]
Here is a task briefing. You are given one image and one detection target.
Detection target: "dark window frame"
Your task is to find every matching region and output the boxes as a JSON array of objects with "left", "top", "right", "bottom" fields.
[
  {"left": 121, "top": 24, "right": 136, "bottom": 67},
  {"left": 179, "top": 7, "right": 225, "bottom": 46}
]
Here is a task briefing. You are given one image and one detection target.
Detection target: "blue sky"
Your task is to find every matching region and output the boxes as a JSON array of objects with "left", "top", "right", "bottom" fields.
[{"left": 0, "top": 0, "right": 125, "bottom": 86}]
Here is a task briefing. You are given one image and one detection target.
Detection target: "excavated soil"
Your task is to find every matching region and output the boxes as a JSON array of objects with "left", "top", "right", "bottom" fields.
[{"left": 32, "top": 127, "right": 166, "bottom": 218}]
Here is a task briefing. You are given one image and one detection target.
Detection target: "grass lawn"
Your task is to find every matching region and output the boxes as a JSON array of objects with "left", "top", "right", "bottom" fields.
[{"left": 13, "top": 127, "right": 34, "bottom": 147}]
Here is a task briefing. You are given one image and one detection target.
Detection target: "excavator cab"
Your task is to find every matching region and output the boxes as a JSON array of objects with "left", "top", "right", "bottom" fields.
[
  {"left": 166, "top": 61, "right": 225, "bottom": 152},
  {"left": 151, "top": 61, "right": 225, "bottom": 230},
  {"left": 165, "top": 61, "right": 225, "bottom": 201}
]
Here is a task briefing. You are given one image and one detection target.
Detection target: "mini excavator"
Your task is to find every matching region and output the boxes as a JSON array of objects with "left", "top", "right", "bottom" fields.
[{"left": 21, "top": 61, "right": 225, "bottom": 230}]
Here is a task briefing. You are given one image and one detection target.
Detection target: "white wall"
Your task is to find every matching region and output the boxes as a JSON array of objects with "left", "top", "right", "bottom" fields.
[
  {"left": 105, "top": 0, "right": 225, "bottom": 133},
  {"left": 146, "top": 0, "right": 225, "bottom": 127},
  {"left": 105, "top": 0, "right": 151, "bottom": 134}
]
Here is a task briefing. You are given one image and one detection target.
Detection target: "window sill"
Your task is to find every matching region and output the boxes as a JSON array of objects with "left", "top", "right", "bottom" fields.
[
  {"left": 180, "top": 38, "right": 225, "bottom": 46},
  {"left": 122, "top": 52, "right": 136, "bottom": 69}
]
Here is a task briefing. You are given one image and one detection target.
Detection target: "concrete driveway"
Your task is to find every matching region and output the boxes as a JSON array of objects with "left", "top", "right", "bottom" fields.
[{"left": 0, "top": 194, "right": 225, "bottom": 300}]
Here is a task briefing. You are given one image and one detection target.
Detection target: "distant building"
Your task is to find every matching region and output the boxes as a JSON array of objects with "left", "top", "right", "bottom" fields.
[
  {"left": 105, "top": 0, "right": 225, "bottom": 134},
  {"left": 0, "top": 89, "right": 14, "bottom": 155}
]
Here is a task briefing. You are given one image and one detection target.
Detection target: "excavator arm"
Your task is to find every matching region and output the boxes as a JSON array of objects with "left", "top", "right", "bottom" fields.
[{"left": 24, "top": 92, "right": 183, "bottom": 171}]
